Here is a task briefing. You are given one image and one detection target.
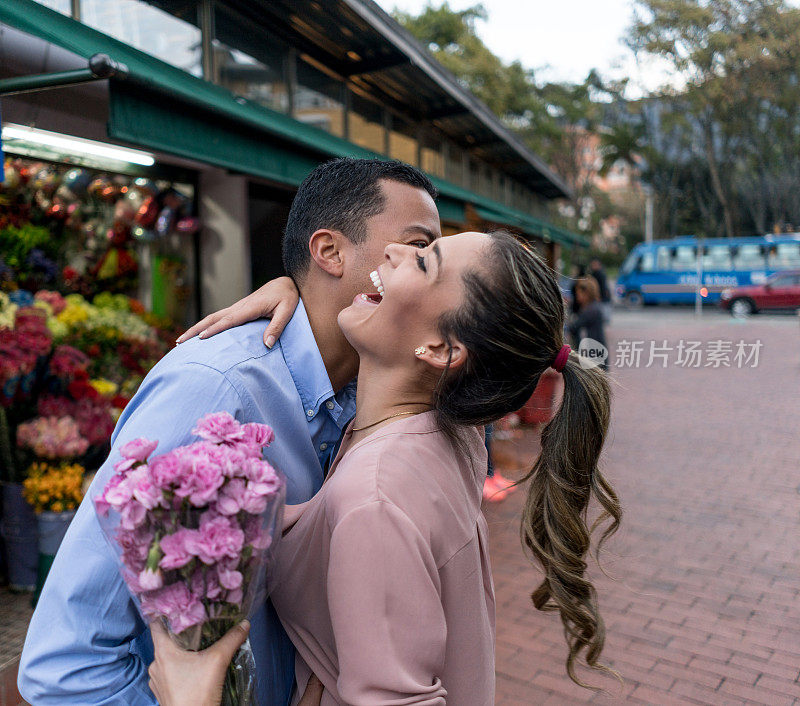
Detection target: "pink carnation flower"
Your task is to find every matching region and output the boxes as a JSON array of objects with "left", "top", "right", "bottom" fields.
[
  {"left": 148, "top": 451, "right": 185, "bottom": 490},
  {"left": 142, "top": 583, "right": 207, "bottom": 634},
  {"left": 216, "top": 479, "right": 246, "bottom": 516},
  {"left": 116, "top": 527, "right": 153, "bottom": 573},
  {"left": 243, "top": 515, "right": 273, "bottom": 551},
  {"left": 240, "top": 422, "right": 274, "bottom": 449},
  {"left": 192, "top": 412, "right": 245, "bottom": 444},
  {"left": 173, "top": 448, "right": 225, "bottom": 507},
  {"left": 138, "top": 568, "right": 164, "bottom": 591},
  {"left": 128, "top": 467, "right": 164, "bottom": 510},
  {"left": 217, "top": 566, "right": 243, "bottom": 591},
  {"left": 225, "top": 587, "right": 244, "bottom": 606},
  {"left": 190, "top": 566, "right": 223, "bottom": 601},
  {"left": 103, "top": 475, "right": 135, "bottom": 511},
  {"left": 159, "top": 528, "right": 196, "bottom": 570},
  {"left": 120, "top": 501, "right": 147, "bottom": 530},
  {"left": 120, "top": 438, "right": 158, "bottom": 462},
  {"left": 186, "top": 515, "right": 244, "bottom": 565}
]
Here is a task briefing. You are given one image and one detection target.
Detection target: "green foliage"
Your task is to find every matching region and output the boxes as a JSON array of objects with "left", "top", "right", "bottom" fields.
[
  {"left": 396, "top": 0, "right": 800, "bottom": 248},
  {"left": 0, "top": 223, "right": 53, "bottom": 269},
  {"left": 628, "top": 0, "right": 800, "bottom": 238}
]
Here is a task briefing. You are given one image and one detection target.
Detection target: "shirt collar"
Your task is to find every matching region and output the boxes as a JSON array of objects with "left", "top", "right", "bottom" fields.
[{"left": 279, "top": 299, "right": 354, "bottom": 427}]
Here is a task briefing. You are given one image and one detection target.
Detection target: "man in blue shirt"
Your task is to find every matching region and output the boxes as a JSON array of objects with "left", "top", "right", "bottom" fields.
[{"left": 18, "top": 158, "right": 441, "bottom": 705}]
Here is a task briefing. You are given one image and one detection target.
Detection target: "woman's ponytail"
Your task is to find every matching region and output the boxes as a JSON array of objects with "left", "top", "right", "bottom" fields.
[
  {"left": 520, "top": 353, "right": 620, "bottom": 686},
  {"left": 431, "top": 230, "right": 621, "bottom": 686}
]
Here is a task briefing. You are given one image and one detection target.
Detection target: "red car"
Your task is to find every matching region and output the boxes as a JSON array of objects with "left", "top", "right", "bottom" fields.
[{"left": 720, "top": 270, "right": 800, "bottom": 316}]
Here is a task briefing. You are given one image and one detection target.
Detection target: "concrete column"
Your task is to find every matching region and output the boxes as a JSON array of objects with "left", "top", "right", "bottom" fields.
[{"left": 199, "top": 169, "right": 251, "bottom": 315}]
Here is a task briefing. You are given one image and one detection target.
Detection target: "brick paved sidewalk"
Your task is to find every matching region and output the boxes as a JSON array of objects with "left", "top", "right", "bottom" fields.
[{"left": 488, "top": 311, "right": 800, "bottom": 705}]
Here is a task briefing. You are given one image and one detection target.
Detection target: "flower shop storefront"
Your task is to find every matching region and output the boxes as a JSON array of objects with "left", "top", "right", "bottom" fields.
[{"left": 0, "top": 149, "right": 201, "bottom": 596}]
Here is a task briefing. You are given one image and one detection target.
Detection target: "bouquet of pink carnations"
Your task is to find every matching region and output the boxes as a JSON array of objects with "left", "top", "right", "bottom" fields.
[{"left": 94, "top": 412, "right": 285, "bottom": 705}]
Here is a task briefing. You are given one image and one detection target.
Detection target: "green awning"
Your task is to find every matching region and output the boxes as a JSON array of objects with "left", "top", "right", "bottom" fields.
[
  {"left": 436, "top": 197, "right": 466, "bottom": 224},
  {"left": 0, "top": 0, "right": 587, "bottom": 248},
  {"left": 474, "top": 205, "right": 585, "bottom": 247}
]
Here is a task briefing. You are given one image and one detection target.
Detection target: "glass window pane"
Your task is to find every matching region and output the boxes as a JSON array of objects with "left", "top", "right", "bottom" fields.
[
  {"left": 702, "top": 244, "right": 732, "bottom": 269},
  {"left": 767, "top": 242, "right": 800, "bottom": 268},
  {"left": 444, "top": 143, "right": 463, "bottom": 185},
  {"left": 349, "top": 93, "right": 385, "bottom": 154},
  {"left": 656, "top": 246, "right": 671, "bottom": 270},
  {"left": 640, "top": 251, "right": 656, "bottom": 272},
  {"left": 294, "top": 57, "right": 345, "bottom": 136},
  {"left": 81, "top": 0, "right": 201, "bottom": 76},
  {"left": 732, "top": 244, "right": 765, "bottom": 270},
  {"left": 670, "top": 245, "right": 697, "bottom": 271},
  {"left": 34, "top": 0, "right": 70, "bottom": 15},
  {"left": 214, "top": 6, "right": 290, "bottom": 113},
  {"left": 417, "top": 132, "right": 443, "bottom": 177},
  {"left": 388, "top": 116, "right": 418, "bottom": 165}
]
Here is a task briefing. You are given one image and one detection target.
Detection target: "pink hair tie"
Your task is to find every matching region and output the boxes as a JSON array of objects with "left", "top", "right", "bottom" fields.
[{"left": 551, "top": 344, "right": 571, "bottom": 373}]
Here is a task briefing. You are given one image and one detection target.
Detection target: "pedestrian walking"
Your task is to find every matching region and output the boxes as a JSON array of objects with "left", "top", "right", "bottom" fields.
[
  {"left": 590, "top": 258, "right": 612, "bottom": 322},
  {"left": 568, "top": 277, "right": 608, "bottom": 370}
]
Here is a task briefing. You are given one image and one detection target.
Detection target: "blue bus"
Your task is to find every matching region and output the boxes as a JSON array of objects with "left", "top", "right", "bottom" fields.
[{"left": 615, "top": 234, "right": 800, "bottom": 306}]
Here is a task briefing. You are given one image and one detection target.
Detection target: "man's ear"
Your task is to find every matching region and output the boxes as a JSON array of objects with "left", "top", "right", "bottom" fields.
[
  {"left": 308, "top": 229, "right": 345, "bottom": 278},
  {"left": 417, "top": 338, "right": 467, "bottom": 372}
]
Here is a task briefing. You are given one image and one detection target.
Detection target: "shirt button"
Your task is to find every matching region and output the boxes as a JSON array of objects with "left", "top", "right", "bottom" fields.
[
  {"left": 325, "top": 400, "right": 335, "bottom": 410},
  {"left": 319, "top": 443, "right": 328, "bottom": 451},
  {"left": 306, "top": 410, "right": 314, "bottom": 417}
]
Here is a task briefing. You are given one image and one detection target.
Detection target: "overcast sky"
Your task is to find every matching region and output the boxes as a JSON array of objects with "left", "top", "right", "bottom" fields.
[{"left": 378, "top": 0, "right": 679, "bottom": 94}]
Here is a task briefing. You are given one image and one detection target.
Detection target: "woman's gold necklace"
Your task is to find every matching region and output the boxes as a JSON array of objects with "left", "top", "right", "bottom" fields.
[{"left": 351, "top": 409, "right": 428, "bottom": 433}]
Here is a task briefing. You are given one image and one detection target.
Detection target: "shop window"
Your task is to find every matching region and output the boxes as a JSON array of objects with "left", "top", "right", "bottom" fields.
[
  {"left": 294, "top": 57, "right": 345, "bottom": 137},
  {"left": 80, "top": 0, "right": 202, "bottom": 77},
  {"left": 213, "top": 5, "right": 290, "bottom": 113},
  {"left": 33, "top": 0, "right": 71, "bottom": 15},
  {"left": 349, "top": 93, "right": 386, "bottom": 154},
  {"left": 388, "top": 116, "right": 418, "bottom": 165}
]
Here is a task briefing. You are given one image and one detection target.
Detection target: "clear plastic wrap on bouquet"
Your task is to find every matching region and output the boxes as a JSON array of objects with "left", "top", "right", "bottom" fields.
[{"left": 93, "top": 412, "right": 286, "bottom": 705}]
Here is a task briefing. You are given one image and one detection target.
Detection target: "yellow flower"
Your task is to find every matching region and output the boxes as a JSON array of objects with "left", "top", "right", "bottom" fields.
[
  {"left": 33, "top": 300, "right": 54, "bottom": 317},
  {"left": 23, "top": 462, "right": 85, "bottom": 513},
  {"left": 89, "top": 379, "right": 118, "bottom": 397}
]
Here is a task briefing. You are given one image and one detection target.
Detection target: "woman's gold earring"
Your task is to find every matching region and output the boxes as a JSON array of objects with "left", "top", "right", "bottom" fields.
[{"left": 414, "top": 346, "right": 427, "bottom": 356}]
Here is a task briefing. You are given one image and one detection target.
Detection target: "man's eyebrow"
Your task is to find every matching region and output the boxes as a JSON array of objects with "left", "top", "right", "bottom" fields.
[{"left": 402, "top": 225, "right": 438, "bottom": 242}]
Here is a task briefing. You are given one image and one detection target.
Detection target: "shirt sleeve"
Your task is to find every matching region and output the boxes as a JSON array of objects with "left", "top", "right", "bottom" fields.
[
  {"left": 18, "top": 362, "right": 244, "bottom": 706},
  {"left": 327, "top": 500, "right": 448, "bottom": 706}
]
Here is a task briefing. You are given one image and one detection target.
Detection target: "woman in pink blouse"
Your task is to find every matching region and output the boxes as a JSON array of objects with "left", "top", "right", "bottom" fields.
[{"left": 150, "top": 231, "right": 621, "bottom": 705}]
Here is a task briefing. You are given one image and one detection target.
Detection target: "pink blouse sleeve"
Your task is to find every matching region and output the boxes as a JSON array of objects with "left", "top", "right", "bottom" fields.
[{"left": 327, "top": 500, "right": 448, "bottom": 705}]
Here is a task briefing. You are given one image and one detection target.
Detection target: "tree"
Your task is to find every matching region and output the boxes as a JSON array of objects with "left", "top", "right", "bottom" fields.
[
  {"left": 394, "top": 3, "right": 612, "bottom": 239},
  {"left": 627, "top": 0, "right": 800, "bottom": 237}
]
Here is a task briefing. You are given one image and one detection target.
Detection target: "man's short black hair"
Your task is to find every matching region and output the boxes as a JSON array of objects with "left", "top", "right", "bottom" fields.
[{"left": 282, "top": 158, "right": 438, "bottom": 279}]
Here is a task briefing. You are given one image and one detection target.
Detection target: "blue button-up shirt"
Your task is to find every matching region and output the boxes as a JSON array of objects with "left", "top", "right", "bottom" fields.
[{"left": 18, "top": 300, "right": 356, "bottom": 706}]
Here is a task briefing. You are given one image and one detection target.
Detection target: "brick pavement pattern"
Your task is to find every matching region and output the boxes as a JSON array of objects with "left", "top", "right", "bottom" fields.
[{"left": 487, "top": 311, "right": 800, "bottom": 705}]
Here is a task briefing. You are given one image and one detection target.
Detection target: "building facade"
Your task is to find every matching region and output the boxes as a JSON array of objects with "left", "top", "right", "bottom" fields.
[{"left": 0, "top": 0, "right": 585, "bottom": 319}]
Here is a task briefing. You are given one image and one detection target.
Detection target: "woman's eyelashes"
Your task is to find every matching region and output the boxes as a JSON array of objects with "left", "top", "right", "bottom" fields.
[{"left": 415, "top": 253, "right": 427, "bottom": 273}]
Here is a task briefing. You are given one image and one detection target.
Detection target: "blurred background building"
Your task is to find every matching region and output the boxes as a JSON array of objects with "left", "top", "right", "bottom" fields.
[{"left": 0, "top": 0, "right": 586, "bottom": 320}]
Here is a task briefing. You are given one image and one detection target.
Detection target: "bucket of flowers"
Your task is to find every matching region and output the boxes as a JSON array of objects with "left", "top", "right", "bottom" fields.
[{"left": 22, "top": 461, "right": 85, "bottom": 604}]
